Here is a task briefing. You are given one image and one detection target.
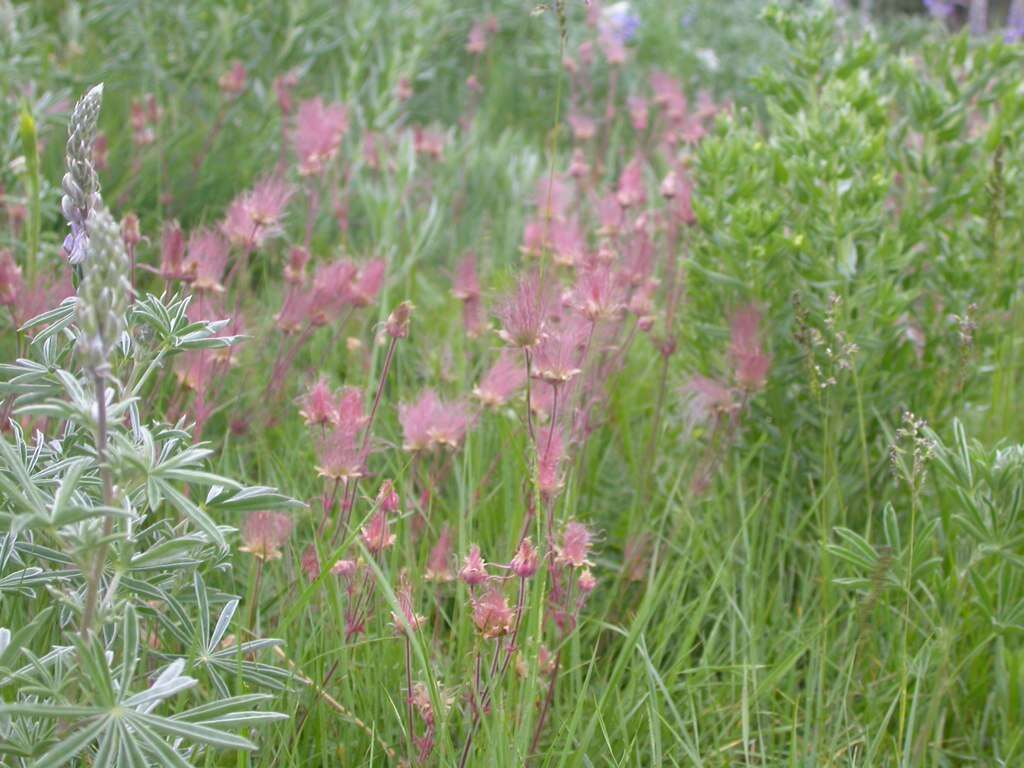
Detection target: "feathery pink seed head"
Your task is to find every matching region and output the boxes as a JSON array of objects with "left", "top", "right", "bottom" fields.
[
  {"left": 472, "top": 587, "right": 514, "bottom": 638},
  {"left": 185, "top": 228, "right": 229, "bottom": 293},
  {"left": 292, "top": 97, "right": 349, "bottom": 176},
  {"left": 510, "top": 537, "right": 539, "bottom": 578},
  {"left": 351, "top": 258, "right": 387, "bottom": 307},
  {"left": 425, "top": 525, "right": 454, "bottom": 582},
  {"left": 299, "top": 377, "right": 337, "bottom": 428},
  {"left": 556, "top": 521, "right": 594, "bottom": 568},
  {"left": 0, "top": 250, "right": 23, "bottom": 308},
  {"left": 392, "top": 572, "right": 425, "bottom": 634},
  {"left": 497, "top": 272, "right": 549, "bottom": 349},
  {"left": 474, "top": 349, "right": 527, "bottom": 408},
  {"left": 452, "top": 252, "right": 481, "bottom": 301},
  {"left": 239, "top": 511, "right": 294, "bottom": 561},
  {"left": 361, "top": 509, "right": 396, "bottom": 554},
  {"left": 459, "top": 544, "right": 488, "bottom": 586},
  {"left": 729, "top": 306, "right": 771, "bottom": 391},
  {"left": 377, "top": 480, "right": 400, "bottom": 514}
]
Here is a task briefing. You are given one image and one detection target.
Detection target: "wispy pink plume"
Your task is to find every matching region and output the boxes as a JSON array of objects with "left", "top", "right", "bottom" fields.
[
  {"left": 474, "top": 349, "right": 527, "bottom": 407},
  {"left": 222, "top": 176, "right": 294, "bottom": 250},
  {"left": 399, "top": 390, "right": 472, "bottom": 452},
  {"left": 556, "top": 521, "right": 594, "bottom": 568},
  {"left": 537, "top": 427, "right": 565, "bottom": 497},
  {"left": 425, "top": 524, "right": 454, "bottom": 582},
  {"left": 351, "top": 258, "right": 387, "bottom": 307},
  {"left": 309, "top": 259, "right": 358, "bottom": 325},
  {"left": 616, "top": 156, "right": 647, "bottom": 208},
  {"left": 472, "top": 587, "right": 514, "bottom": 638},
  {"left": 185, "top": 228, "right": 229, "bottom": 293},
  {"left": 729, "top": 306, "right": 771, "bottom": 391},
  {"left": 292, "top": 97, "right": 349, "bottom": 176},
  {"left": 497, "top": 272, "right": 550, "bottom": 349},
  {"left": 239, "top": 511, "right": 293, "bottom": 560},
  {"left": 299, "top": 377, "right": 338, "bottom": 428}
]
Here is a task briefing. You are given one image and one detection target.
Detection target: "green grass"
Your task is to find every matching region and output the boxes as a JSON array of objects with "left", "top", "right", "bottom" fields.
[{"left": 2, "top": 1, "right": 1024, "bottom": 765}]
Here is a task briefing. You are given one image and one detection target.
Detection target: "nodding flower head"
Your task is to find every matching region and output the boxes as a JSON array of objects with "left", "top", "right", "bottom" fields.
[
  {"left": 159, "top": 220, "right": 187, "bottom": 281},
  {"left": 218, "top": 60, "right": 247, "bottom": 98},
  {"left": 377, "top": 480, "right": 400, "bottom": 514},
  {"left": 351, "top": 258, "right": 387, "bottom": 307},
  {"left": 361, "top": 509, "right": 396, "bottom": 554},
  {"left": 510, "top": 537, "right": 539, "bottom": 579},
  {"left": 399, "top": 390, "right": 471, "bottom": 452},
  {"left": 386, "top": 300, "right": 414, "bottom": 339},
  {"left": 239, "top": 511, "right": 294, "bottom": 561},
  {"left": 185, "top": 228, "right": 229, "bottom": 293},
  {"left": 466, "top": 15, "right": 498, "bottom": 55},
  {"left": 222, "top": 176, "right": 294, "bottom": 251},
  {"left": 616, "top": 155, "right": 647, "bottom": 209},
  {"left": 316, "top": 423, "right": 365, "bottom": 481},
  {"left": 299, "top": 377, "right": 338, "bottom": 428},
  {"left": 472, "top": 587, "right": 514, "bottom": 638},
  {"left": 292, "top": 97, "right": 349, "bottom": 176},
  {"left": 556, "top": 521, "right": 594, "bottom": 569},
  {"left": 497, "top": 272, "right": 550, "bottom": 349},
  {"left": 459, "top": 544, "right": 488, "bottom": 586},
  {"left": 452, "top": 252, "right": 481, "bottom": 301},
  {"left": 392, "top": 573, "right": 425, "bottom": 634},
  {"left": 0, "top": 250, "right": 22, "bottom": 308},
  {"left": 537, "top": 427, "right": 565, "bottom": 498},
  {"left": 474, "top": 349, "right": 527, "bottom": 408},
  {"left": 531, "top": 323, "right": 586, "bottom": 386},
  {"left": 729, "top": 305, "right": 771, "bottom": 392},
  {"left": 425, "top": 524, "right": 454, "bottom": 582}
]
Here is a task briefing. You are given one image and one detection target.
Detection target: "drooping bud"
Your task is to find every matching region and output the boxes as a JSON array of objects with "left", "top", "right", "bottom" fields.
[
  {"left": 386, "top": 300, "right": 413, "bottom": 338},
  {"left": 76, "top": 206, "right": 130, "bottom": 373},
  {"left": 62, "top": 83, "right": 104, "bottom": 265}
]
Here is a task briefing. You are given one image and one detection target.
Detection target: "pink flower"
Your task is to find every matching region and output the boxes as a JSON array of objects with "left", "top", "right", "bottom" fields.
[
  {"left": 577, "top": 568, "right": 597, "bottom": 593},
  {"left": 425, "top": 524, "right": 454, "bottom": 582},
  {"left": 399, "top": 390, "right": 471, "bottom": 452},
  {"left": 568, "top": 111, "right": 597, "bottom": 142},
  {"left": 510, "top": 537, "right": 539, "bottom": 578},
  {"left": 185, "top": 228, "right": 229, "bottom": 293},
  {"left": 537, "top": 427, "right": 565, "bottom": 497},
  {"left": 729, "top": 306, "right": 771, "bottom": 391},
  {"left": 474, "top": 349, "right": 527, "bottom": 407},
  {"left": 650, "top": 71, "right": 687, "bottom": 122},
  {"left": 573, "top": 265, "right": 624, "bottom": 322},
  {"left": 351, "top": 258, "right": 387, "bottom": 307},
  {"left": 239, "top": 511, "right": 294, "bottom": 561},
  {"left": 556, "top": 521, "right": 593, "bottom": 568},
  {"left": 472, "top": 587, "right": 514, "bottom": 638},
  {"left": 386, "top": 300, "right": 414, "bottom": 338},
  {"left": 315, "top": 427, "right": 364, "bottom": 480},
  {"left": 413, "top": 126, "right": 445, "bottom": 159},
  {"left": 392, "top": 573, "right": 425, "bottom": 634},
  {"left": 629, "top": 96, "right": 649, "bottom": 132},
  {"left": 361, "top": 509, "right": 396, "bottom": 554},
  {"left": 299, "top": 377, "right": 337, "bottom": 428},
  {"left": 331, "top": 558, "right": 359, "bottom": 579},
  {"left": 292, "top": 97, "right": 349, "bottom": 176},
  {"left": 274, "top": 70, "right": 300, "bottom": 115},
  {"left": 452, "top": 253, "right": 481, "bottom": 301},
  {"left": 301, "top": 544, "right": 321, "bottom": 579},
  {"left": 550, "top": 218, "right": 588, "bottom": 267},
  {"left": 497, "top": 273, "right": 549, "bottom": 348},
  {"left": 459, "top": 544, "right": 488, "bottom": 586},
  {"left": 0, "top": 250, "right": 23, "bottom": 309},
  {"left": 284, "top": 246, "right": 310, "bottom": 285},
  {"left": 309, "top": 259, "right": 358, "bottom": 325},
  {"left": 377, "top": 480, "right": 400, "bottom": 514},
  {"left": 222, "top": 177, "right": 294, "bottom": 250},
  {"left": 466, "top": 17, "right": 498, "bottom": 55},
  {"left": 596, "top": 194, "right": 624, "bottom": 235},
  {"left": 616, "top": 156, "right": 647, "bottom": 208},
  {"left": 532, "top": 325, "right": 584, "bottom": 386},
  {"left": 686, "top": 376, "right": 737, "bottom": 422},
  {"left": 160, "top": 221, "right": 188, "bottom": 282},
  {"left": 218, "top": 60, "right": 247, "bottom": 98}
]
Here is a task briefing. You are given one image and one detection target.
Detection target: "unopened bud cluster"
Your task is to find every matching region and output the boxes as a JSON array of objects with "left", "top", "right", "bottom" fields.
[
  {"left": 61, "top": 83, "right": 104, "bottom": 264},
  {"left": 77, "top": 206, "right": 130, "bottom": 373}
]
